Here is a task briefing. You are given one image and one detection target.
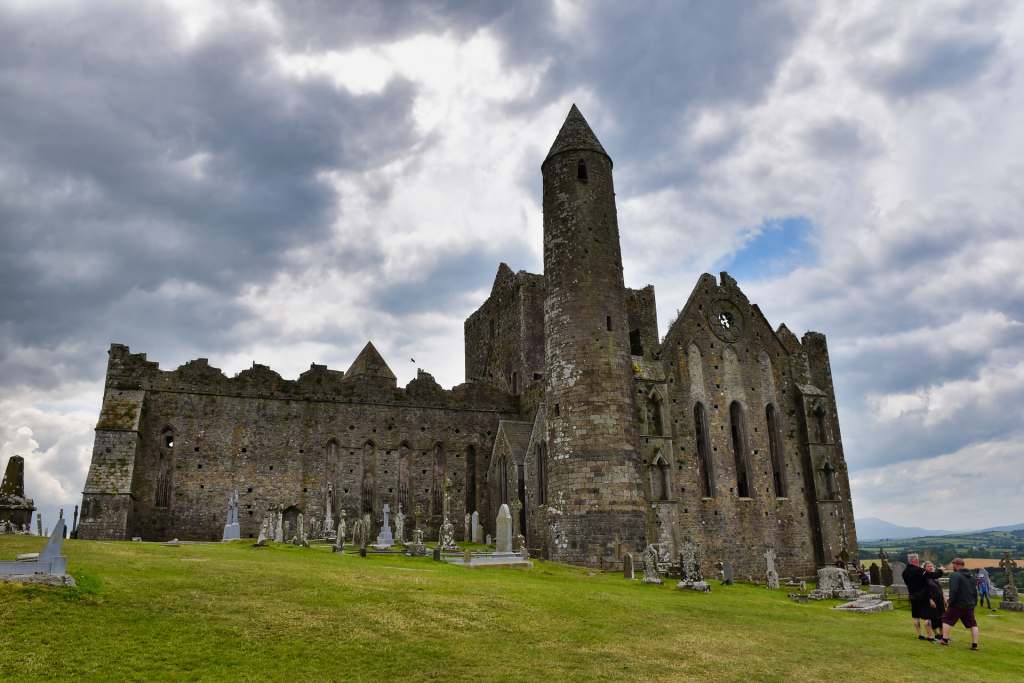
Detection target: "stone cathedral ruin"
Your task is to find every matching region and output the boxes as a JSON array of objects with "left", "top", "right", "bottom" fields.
[{"left": 78, "top": 106, "right": 858, "bottom": 575}]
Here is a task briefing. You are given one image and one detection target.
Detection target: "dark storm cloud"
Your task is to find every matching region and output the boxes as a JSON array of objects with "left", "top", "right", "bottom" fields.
[
  {"left": 860, "top": 31, "right": 1002, "bottom": 97},
  {"left": 0, "top": 1, "right": 419, "bottom": 374}
]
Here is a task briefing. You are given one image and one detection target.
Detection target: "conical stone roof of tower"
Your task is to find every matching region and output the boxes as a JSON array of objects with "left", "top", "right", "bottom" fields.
[
  {"left": 545, "top": 104, "right": 611, "bottom": 166},
  {"left": 346, "top": 342, "right": 396, "bottom": 381}
]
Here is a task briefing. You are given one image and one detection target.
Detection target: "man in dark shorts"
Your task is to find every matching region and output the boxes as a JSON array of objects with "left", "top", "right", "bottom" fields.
[
  {"left": 942, "top": 557, "right": 980, "bottom": 649},
  {"left": 901, "top": 553, "right": 943, "bottom": 641}
]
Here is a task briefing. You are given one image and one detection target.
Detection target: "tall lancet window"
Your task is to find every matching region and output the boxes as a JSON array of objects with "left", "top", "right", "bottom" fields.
[
  {"left": 694, "top": 403, "right": 714, "bottom": 498},
  {"left": 766, "top": 404, "right": 787, "bottom": 498},
  {"left": 730, "top": 401, "right": 751, "bottom": 498}
]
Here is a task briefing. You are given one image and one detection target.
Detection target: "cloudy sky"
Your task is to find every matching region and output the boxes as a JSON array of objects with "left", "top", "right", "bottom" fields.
[{"left": 2, "top": 0, "right": 1022, "bottom": 534}]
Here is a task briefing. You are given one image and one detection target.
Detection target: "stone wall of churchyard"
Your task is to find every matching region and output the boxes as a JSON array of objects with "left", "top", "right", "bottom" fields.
[
  {"left": 463, "top": 266, "right": 546, "bottom": 398},
  {"left": 652, "top": 272, "right": 844, "bottom": 579}
]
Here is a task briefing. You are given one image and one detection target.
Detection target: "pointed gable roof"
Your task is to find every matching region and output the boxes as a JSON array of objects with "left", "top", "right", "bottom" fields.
[
  {"left": 346, "top": 342, "right": 396, "bottom": 381},
  {"left": 545, "top": 104, "right": 611, "bottom": 166}
]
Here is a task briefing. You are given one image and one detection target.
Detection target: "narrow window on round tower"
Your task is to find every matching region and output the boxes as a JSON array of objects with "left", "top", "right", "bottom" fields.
[{"left": 577, "top": 159, "right": 588, "bottom": 181}]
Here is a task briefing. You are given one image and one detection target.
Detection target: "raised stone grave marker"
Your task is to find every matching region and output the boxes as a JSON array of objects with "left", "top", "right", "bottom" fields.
[
  {"left": 999, "top": 553, "right": 1022, "bottom": 611},
  {"left": 222, "top": 491, "right": 240, "bottom": 541},
  {"left": 868, "top": 562, "right": 880, "bottom": 585},
  {"left": 765, "top": 547, "right": 780, "bottom": 589},
  {"left": 889, "top": 561, "right": 906, "bottom": 586},
  {"left": 471, "top": 510, "right": 483, "bottom": 543},
  {"left": 676, "top": 540, "right": 710, "bottom": 592},
  {"left": 642, "top": 544, "right": 663, "bottom": 585},
  {"left": 394, "top": 505, "right": 405, "bottom": 545},
  {"left": 623, "top": 553, "right": 635, "bottom": 579},
  {"left": 495, "top": 504, "right": 512, "bottom": 553},
  {"left": 373, "top": 503, "right": 394, "bottom": 549}
]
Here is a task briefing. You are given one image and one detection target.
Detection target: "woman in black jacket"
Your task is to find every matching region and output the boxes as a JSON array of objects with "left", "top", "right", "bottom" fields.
[{"left": 924, "top": 561, "right": 945, "bottom": 641}]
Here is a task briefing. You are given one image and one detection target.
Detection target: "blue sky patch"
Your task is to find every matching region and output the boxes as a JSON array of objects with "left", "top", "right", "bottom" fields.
[{"left": 719, "top": 216, "right": 817, "bottom": 281}]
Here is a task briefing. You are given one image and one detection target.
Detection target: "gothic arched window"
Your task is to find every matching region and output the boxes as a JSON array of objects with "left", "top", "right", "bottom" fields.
[
  {"left": 766, "top": 404, "right": 787, "bottom": 498},
  {"left": 730, "top": 401, "right": 752, "bottom": 498},
  {"left": 577, "top": 159, "right": 588, "bottom": 181},
  {"left": 651, "top": 452, "right": 670, "bottom": 501},
  {"left": 694, "top": 403, "right": 715, "bottom": 498},
  {"left": 536, "top": 441, "right": 547, "bottom": 505}
]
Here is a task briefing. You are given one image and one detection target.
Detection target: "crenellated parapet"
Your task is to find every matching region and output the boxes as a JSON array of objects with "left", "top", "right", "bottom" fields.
[{"left": 100, "top": 343, "right": 517, "bottom": 412}]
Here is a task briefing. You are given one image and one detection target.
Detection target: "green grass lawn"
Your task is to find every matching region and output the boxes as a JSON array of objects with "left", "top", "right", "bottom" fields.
[{"left": 1, "top": 536, "right": 1021, "bottom": 682}]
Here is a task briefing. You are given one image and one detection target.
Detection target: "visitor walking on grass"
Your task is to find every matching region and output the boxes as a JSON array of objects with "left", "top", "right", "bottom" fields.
[
  {"left": 902, "top": 553, "right": 943, "bottom": 641},
  {"left": 924, "top": 562, "right": 945, "bottom": 642},
  {"left": 941, "top": 558, "right": 980, "bottom": 650},
  {"left": 976, "top": 568, "right": 993, "bottom": 610}
]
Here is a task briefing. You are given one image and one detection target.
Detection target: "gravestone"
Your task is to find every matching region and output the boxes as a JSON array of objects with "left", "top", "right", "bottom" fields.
[
  {"left": 438, "top": 477, "right": 458, "bottom": 551},
  {"left": 464, "top": 513, "right": 470, "bottom": 542},
  {"left": 890, "top": 561, "right": 907, "bottom": 587},
  {"left": 765, "top": 547, "right": 780, "bottom": 589},
  {"left": 642, "top": 544, "right": 663, "bottom": 585},
  {"left": 406, "top": 528, "right": 427, "bottom": 557},
  {"left": 274, "top": 506, "right": 284, "bottom": 543},
  {"left": 337, "top": 510, "right": 347, "bottom": 547},
  {"left": 222, "top": 491, "right": 240, "bottom": 541},
  {"left": 676, "top": 540, "right": 710, "bottom": 592},
  {"left": 880, "top": 561, "right": 893, "bottom": 587},
  {"left": 394, "top": 505, "right": 405, "bottom": 544},
  {"left": 623, "top": 553, "right": 635, "bottom": 580},
  {"left": 809, "top": 566, "right": 860, "bottom": 600},
  {"left": 486, "top": 533, "right": 492, "bottom": 545},
  {"left": 869, "top": 562, "right": 880, "bottom": 585},
  {"left": 323, "top": 487, "right": 335, "bottom": 538},
  {"left": 373, "top": 503, "right": 394, "bottom": 548},
  {"left": 255, "top": 517, "right": 269, "bottom": 547},
  {"left": 495, "top": 504, "right": 513, "bottom": 553},
  {"left": 721, "top": 561, "right": 734, "bottom": 585},
  {"left": 999, "top": 553, "right": 1022, "bottom": 611},
  {"left": 471, "top": 511, "right": 483, "bottom": 544},
  {"left": 294, "top": 513, "right": 309, "bottom": 547}
]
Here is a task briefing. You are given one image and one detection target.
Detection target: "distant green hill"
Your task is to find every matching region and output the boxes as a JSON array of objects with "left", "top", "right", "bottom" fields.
[
  {"left": 1, "top": 536, "right": 1023, "bottom": 680},
  {"left": 858, "top": 529, "right": 1024, "bottom": 587}
]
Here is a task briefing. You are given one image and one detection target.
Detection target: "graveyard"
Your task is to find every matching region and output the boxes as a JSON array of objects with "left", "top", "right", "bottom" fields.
[{"left": 1, "top": 535, "right": 1022, "bottom": 681}]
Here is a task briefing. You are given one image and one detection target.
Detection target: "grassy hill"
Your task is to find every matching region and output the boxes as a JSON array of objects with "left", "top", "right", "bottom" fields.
[{"left": 1, "top": 536, "right": 1022, "bottom": 682}]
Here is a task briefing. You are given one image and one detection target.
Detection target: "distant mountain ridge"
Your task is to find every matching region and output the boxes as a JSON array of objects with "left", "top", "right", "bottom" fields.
[{"left": 856, "top": 517, "right": 1024, "bottom": 541}]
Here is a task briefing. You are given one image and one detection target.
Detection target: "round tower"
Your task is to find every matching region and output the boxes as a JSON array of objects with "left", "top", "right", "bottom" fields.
[{"left": 542, "top": 105, "right": 647, "bottom": 566}]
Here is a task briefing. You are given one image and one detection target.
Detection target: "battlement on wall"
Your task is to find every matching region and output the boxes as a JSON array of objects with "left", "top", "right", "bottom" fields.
[{"left": 102, "top": 343, "right": 517, "bottom": 412}]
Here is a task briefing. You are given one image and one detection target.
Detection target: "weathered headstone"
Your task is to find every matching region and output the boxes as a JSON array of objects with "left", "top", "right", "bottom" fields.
[
  {"left": 868, "top": 562, "right": 881, "bottom": 585},
  {"left": 464, "top": 513, "right": 470, "bottom": 542},
  {"left": 0, "top": 455, "right": 36, "bottom": 532},
  {"left": 511, "top": 497, "right": 523, "bottom": 537},
  {"left": 406, "top": 528, "right": 427, "bottom": 557},
  {"left": 337, "top": 510, "right": 347, "bottom": 546},
  {"left": 880, "top": 561, "right": 893, "bottom": 587},
  {"left": 809, "top": 566, "right": 860, "bottom": 600},
  {"left": 623, "top": 553, "right": 635, "bottom": 579},
  {"left": 274, "top": 506, "right": 284, "bottom": 543},
  {"left": 999, "top": 553, "right": 1022, "bottom": 611},
  {"left": 676, "top": 540, "right": 710, "bottom": 592},
  {"left": 722, "top": 560, "right": 734, "bottom": 585},
  {"left": 222, "top": 491, "right": 241, "bottom": 541},
  {"left": 495, "top": 503, "right": 513, "bottom": 553},
  {"left": 642, "top": 544, "right": 663, "bottom": 585},
  {"left": 486, "top": 533, "right": 492, "bottom": 545},
  {"left": 293, "top": 512, "right": 308, "bottom": 546},
  {"left": 471, "top": 510, "right": 483, "bottom": 544},
  {"left": 255, "top": 518, "right": 268, "bottom": 547},
  {"left": 765, "top": 548, "right": 780, "bottom": 589},
  {"left": 374, "top": 503, "right": 394, "bottom": 548},
  {"left": 323, "top": 487, "right": 335, "bottom": 538},
  {"left": 513, "top": 533, "right": 526, "bottom": 552},
  {"left": 890, "top": 561, "right": 907, "bottom": 587},
  {"left": 394, "top": 505, "right": 405, "bottom": 544}
]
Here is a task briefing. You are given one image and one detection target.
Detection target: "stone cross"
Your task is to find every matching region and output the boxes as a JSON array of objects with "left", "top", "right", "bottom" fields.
[
  {"left": 338, "top": 509, "right": 347, "bottom": 544},
  {"left": 464, "top": 513, "right": 471, "bottom": 542},
  {"left": 323, "top": 486, "right": 335, "bottom": 535},
  {"left": 764, "top": 548, "right": 777, "bottom": 575},
  {"left": 495, "top": 503, "right": 513, "bottom": 552},
  {"left": 374, "top": 503, "right": 394, "bottom": 548},
  {"left": 394, "top": 505, "right": 405, "bottom": 544},
  {"left": 511, "top": 497, "right": 523, "bottom": 537},
  {"left": 1001, "top": 553, "right": 1018, "bottom": 591}
]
